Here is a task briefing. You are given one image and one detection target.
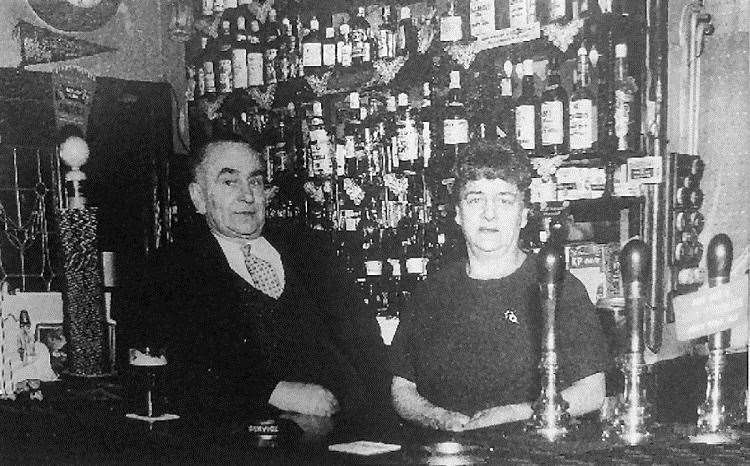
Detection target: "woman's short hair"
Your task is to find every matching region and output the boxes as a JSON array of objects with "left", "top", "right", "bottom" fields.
[{"left": 452, "top": 139, "right": 533, "bottom": 205}]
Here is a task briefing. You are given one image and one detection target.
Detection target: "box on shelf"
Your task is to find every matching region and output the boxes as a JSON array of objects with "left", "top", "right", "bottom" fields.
[{"left": 565, "top": 242, "right": 622, "bottom": 305}]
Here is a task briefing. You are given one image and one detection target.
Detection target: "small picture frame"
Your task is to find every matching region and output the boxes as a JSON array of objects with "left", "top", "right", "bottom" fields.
[{"left": 35, "top": 323, "right": 67, "bottom": 376}]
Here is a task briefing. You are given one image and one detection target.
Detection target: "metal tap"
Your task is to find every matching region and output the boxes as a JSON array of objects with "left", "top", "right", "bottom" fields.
[
  {"left": 528, "top": 244, "right": 570, "bottom": 441},
  {"left": 604, "top": 239, "right": 653, "bottom": 445},
  {"left": 692, "top": 234, "right": 737, "bottom": 444}
]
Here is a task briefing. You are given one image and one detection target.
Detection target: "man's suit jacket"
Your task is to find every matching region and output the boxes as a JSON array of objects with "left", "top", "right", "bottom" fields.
[{"left": 118, "top": 220, "right": 390, "bottom": 419}]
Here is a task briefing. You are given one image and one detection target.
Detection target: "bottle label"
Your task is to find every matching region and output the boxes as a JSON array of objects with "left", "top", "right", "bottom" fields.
[
  {"left": 303, "top": 42, "right": 322, "bottom": 67},
  {"left": 365, "top": 260, "right": 383, "bottom": 276},
  {"left": 443, "top": 118, "right": 469, "bottom": 144},
  {"left": 569, "top": 99, "right": 595, "bottom": 150},
  {"left": 509, "top": 0, "right": 529, "bottom": 28},
  {"left": 549, "top": 0, "right": 567, "bottom": 20},
  {"left": 363, "top": 41, "right": 371, "bottom": 63},
  {"left": 387, "top": 259, "right": 401, "bottom": 276},
  {"left": 217, "top": 58, "right": 233, "bottom": 93},
  {"left": 232, "top": 49, "right": 248, "bottom": 88},
  {"left": 203, "top": 61, "right": 215, "bottom": 93},
  {"left": 406, "top": 257, "right": 426, "bottom": 275},
  {"left": 515, "top": 104, "right": 536, "bottom": 149},
  {"left": 501, "top": 78, "right": 512, "bottom": 96},
  {"left": 196, "top": 68, "right": 206, "bottom": 96},
  {"left": 264, "top": 52, "right": 278, "bottom": 84},
  {"left": 378, "top": 30, "right": 390, "bottom": 58},
  {"left": 201, "top": 0, "right": 214, "bottom": 16},
  {"left": 398, "top": 25, "right": 406, "bottom": 51},
  {"left": 540, "top": 101, "right": 564, "bottom": 145},
  {"left": 323, "top": 43, "right": 336, "bottom": 66},
  {"left": 440, "top": 15, "right": 462, "bottom": 42},
  {"left": 246, "top": 52, "right": 264, "bottom": 86},
  {"left": 614, "top": 89, "right": 635, "bottom": 150},
  {"left": 397, "top": 123, "right": 419, "bottom": 161},
  {"left": 342, "top": 43, "right": 352, "bottom": 67}
]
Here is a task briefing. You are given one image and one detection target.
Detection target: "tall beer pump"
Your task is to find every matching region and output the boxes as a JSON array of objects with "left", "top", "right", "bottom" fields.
[
  {"left": 604, "top": 239, "right": 653, "bottom": 445},
  {"left": 691, "top": 233, "right": 737, "bottom": 444},
  {"left": 528, "top": 243, "right": 571, "bottom": 441}
]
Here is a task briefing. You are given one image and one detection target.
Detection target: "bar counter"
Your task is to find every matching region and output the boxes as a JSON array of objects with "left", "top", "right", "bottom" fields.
[{"left": 1, "top": 354, "right": 747, "bottom": 464}]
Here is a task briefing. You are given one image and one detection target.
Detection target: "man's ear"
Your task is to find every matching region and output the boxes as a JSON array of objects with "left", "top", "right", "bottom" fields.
[{"left": 189, "top": 182, "right": 206, "bottom": 214}]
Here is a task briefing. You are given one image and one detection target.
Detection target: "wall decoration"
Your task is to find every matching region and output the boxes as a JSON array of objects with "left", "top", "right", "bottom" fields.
[
  {"left": 51, "top": 65, "right": 98, "bottom": 133},
  {"left": 27, "top": 0, "right": 122, "bottom": 33},
  {"left": 15, "top": 21, "right": 116, "bottom": 66}
]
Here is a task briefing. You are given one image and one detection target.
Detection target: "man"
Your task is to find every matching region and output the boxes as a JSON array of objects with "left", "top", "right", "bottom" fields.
[
  {"left": 389, "top": 140, "right": 609, "bottom": 431},
  {"left": 126, "top": 137, "right": 388, "bottom": 419}
]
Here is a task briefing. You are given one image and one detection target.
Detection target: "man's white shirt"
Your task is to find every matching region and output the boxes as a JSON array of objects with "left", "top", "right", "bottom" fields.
[{"left": 214, "top": 233, "right": 285, "bottom": 288}]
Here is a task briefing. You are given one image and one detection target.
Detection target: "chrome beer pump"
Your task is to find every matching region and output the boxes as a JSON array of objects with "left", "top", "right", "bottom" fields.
[
  {"left": 604, "top": 239, "right": 653, "bottom": 445},
  {"left": 691, "top": 234, "right": 737, "bottom": 444},
  {"left": 529, "top": 244, "right": 571, "bottom": 441}
]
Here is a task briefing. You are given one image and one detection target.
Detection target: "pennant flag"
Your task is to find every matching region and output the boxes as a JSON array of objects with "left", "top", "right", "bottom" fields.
[{"left": 15, "top": 21, "right": 116, "bottom": 67}]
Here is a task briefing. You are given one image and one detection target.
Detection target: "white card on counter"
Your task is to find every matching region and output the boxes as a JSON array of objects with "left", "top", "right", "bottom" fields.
[{"left": 328, "top": 440, "right": 401, "bottom": 456}]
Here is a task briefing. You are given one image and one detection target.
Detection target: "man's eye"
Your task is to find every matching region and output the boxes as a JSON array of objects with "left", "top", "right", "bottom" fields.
[
  {"left": 499, "top": 197, "right": 514, "bottom": 206},
  {"left": 466, "top": 197, "right": 482, "bottom": 205},
  {"left": 222, "top": 178, "right": 238, "bottom": 186}
]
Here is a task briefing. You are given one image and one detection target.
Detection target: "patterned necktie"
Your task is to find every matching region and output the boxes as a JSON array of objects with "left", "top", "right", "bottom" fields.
[{"left": 242, "top": 243, "right": 284, "bottom": 300}]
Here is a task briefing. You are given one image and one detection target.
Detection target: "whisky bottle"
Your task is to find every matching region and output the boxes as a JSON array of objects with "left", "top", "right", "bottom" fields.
[
  {"left": 378, "top": 6, "right": 396, "bottom": 59},
  {"left": 613, "top": 43, "right": 638, "bottom": 153},
  {"left": 322, "top": 20, "right": 336, "bottom": 69},
  {"left": 540, "top": 56, "right": 568, "bottom": 156},
  {"left": 262, "top": 7, "right": 281, "bottom": 85},
  {"left": 495, "top": 59, "right": 515, "bottom": 142},
  {"left": 443, "top": 70, "right": 469, "bottom": 164},
  {"left": 351, "top": 7, "right": 371, "bottom": 69},
  {"left": 440, "top": 0, "right": 463, "bottom": 42},
  {"left": 246, "top": 19, "right": 264, "bottom": 87},
  {"left": 569, "top": 46, "right": 597, "bottom": 157},
  {"left": 337, "top": 23, "right": 353, "bottom": 68},
  {"left": 216, "top": 19, "right": 234, "bottom": 93},
  {"left": 231, "top": 14, "right": 248, "bottom": 89},
  {"left": 397, "top": 6, "right": 417, "bottom": 57},
  {"left": 396, "top": 92, "right": 419, "bottom": 174},
  {"left": 515, "top": 59, "right": 539, "bottom": 156},
  {"left": 302, "top": 16, "right": 323, "bottom": 71}
]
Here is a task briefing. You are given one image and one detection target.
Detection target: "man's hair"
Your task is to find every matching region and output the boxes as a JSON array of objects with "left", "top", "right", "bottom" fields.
[
  {"left": 190, "top": 135, "right": 259, "bottom": 183},
  {"left": 452, "top": 139, "right": 532, "bottom": 206}
]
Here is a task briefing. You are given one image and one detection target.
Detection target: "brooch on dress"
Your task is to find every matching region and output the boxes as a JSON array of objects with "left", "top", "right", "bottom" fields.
[{"left": 504, "top": 309, "right": 519, "bottom": 324}]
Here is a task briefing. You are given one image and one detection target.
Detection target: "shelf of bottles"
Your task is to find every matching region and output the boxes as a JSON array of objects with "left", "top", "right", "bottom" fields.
[{"left": 184, "top": 0, "right": 648, "bottom": 320}]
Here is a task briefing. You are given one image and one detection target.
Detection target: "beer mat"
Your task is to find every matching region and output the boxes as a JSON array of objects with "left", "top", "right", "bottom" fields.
[
  {"left": 125, "top": 413, "right": 180, "bottom": 423},
  {"left": 328, "top": 440, "right": 402, "bottom": 455}
]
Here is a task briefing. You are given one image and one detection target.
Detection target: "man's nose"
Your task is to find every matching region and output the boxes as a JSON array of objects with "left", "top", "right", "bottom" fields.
[{"left": 238, "top": 181, "right": 255, "bottom": 202}]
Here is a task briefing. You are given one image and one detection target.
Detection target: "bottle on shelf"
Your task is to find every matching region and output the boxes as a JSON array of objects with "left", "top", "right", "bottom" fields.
[
  {"left": 508, "top": 0, "right": 536, "bottom": 28},
  {"left": 444, "top": 70, "right": 470, "bottom": 165},
  {"left": 195, "top": 36, "right": 210, "bottom": 98},
  {"left": 302, "top": 16, "right": 323, "bottom": 72},
  {"left": 569, "top": 45, "right": 598, "bottom": 157},
  {"left": 213, "top": 0, "right": 225, "bottom": 15},
  {"left": 216, "top": 19, "right": 234, "bottom": 94},
  {"left": 231, "top": 13, "right": 248, "bottom": 90},
  {"left": 540, "top": 55, "right": 568, "bottom": 156},
  {"left": 262, "top": 7, "right": 281, "bottom": 84},
  {"left": 440, "top": 0, "right": 463, "bottom": 42},
  {"left": 515, "top": 59, "right": 539, "bottom": 157},
  {"left": 351, "top": 6, "right": 371, "bottom": 69},
  {"left": 539, "top": 0, "right": 571, "bottom": 24},
  {"left": 246, "top": 19, "right": 264, "bottom": 87},
  {"left": 337, "top": 22, "right": 353, "bottom": 68},
  {"left": 397, "top": 6, "right": 417, "bottom": 57},
  {"left": 378, "top": 5, "right": 396, "bottom": 59},
  {"left": 344, "top": 92, "right": 363, "bottom": 178},
  {"left": 201, "top": 0, "right": 214, "bottom": 17},
  {"left": 396, "top": 92, "right": 420, "bottom": 174},
  {"left": 495, "top": 58, "right": 516, "bottom": 142},
  {"left": 613, "top": 42, "right": 639, "bottom": 153},
  {"left": 360, "top": 198, "right": 384, "bottom": 279},
  {"left": 322, "top": 19, "right": 337, "bottom": 69},
  {"left": 383, "top": 95, "right": 399, "bottom": 174},
  {"left": 418, "top": 82, "right": 434, "bottom": 169}
]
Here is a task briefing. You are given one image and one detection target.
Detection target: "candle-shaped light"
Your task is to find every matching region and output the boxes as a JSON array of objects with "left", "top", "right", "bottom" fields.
[
  {"left": 604, "top": 238, "right": 653, "bottom": 445},
  {"left": 59, "top": 136, "right": 90, "bottom": 209},
  {"left": 528, "top": 243, "right": 570, "bottom": 441},
  {"left": 692, "top": 234, "right": 737, "bottom": 444}
]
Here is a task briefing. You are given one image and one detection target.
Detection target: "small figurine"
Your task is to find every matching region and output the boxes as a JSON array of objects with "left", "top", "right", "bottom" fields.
[{"left": 17, "top": 310, "right": 35, "bottom": 363}]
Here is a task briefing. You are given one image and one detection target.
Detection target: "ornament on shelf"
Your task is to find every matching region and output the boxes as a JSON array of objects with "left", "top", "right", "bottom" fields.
[
  {"left": 531, "top": 154, "right": 569, "bottom": 181},
  {"left": 59, "top": 136, "right": 90, "bottom": 209},
  {"left": 248, "top": 84, "right": 276, "bottom": 110},
  {"left": 370, "top": 56, "right": 408, "bottom": 87},
  {"left": 194, "top": 14, "right": 222, "bottom": 39},
  {"left": 305, "top": 71, "right": 333, "bottom": 97},
  {"left": 303, "top": 181, "right": 325, "bottom": 204},
  {"left": 342, "top": 178, "right": 365, "bottom": 205},
  {"left": 198, "top": 93, "right": 227, "bottom": 120},
  {"left": 542, "top": 18, "right": 584, "bottom": 53},
  {"left": 417, "top": 9, "right": 437, "bottom": 54},
  {"left": 383, "top": 173, "right": 409, "bottom": 197},
  {"left": 445, "top": 41, "right": 480, "bottom": 69}
]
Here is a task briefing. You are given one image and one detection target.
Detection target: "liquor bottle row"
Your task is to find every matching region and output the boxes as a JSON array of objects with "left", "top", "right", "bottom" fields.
[{"left": 186, "top": 3, "right": 422, "bottom": 100}]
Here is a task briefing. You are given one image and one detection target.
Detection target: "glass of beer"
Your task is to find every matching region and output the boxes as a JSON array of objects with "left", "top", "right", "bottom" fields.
[{"left": 128, "top": 347, "right": 168, "bottom": 418}]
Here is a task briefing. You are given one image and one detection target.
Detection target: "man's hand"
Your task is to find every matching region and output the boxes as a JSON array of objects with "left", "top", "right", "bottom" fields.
[{"left": 268, "top": 381, "right": 340, "bottom": 416}]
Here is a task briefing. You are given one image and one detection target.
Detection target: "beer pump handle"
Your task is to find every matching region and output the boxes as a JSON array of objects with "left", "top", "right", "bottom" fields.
[
  {"left": 620, "top": 239, "right": 651, "bottom": 286},
  {"left": 707, "top": 234, "right": 732, "bottom": 285},
  {"left": 537, "top": 244, "right": 565, "bottom": 285}
]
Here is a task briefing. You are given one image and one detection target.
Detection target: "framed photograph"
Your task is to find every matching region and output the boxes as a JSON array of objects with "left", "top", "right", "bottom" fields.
[{"left": 35, "top": 323, "right": 68, "bottom": 376}]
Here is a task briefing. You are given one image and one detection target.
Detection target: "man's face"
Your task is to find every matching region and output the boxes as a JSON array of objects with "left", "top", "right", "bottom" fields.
[
  {"left": 455, "top": 178, "right": 528, "bottom": 256},
  {"left": 189, "top": 142, "right": 270, "bottom": 242}
]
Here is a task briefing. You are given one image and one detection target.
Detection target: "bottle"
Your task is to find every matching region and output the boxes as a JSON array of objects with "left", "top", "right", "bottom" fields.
[
  {"left": 569, "top": 45, "right": 597, "bottom": 157},
  {"left": 396, "top": 92, "right": 419, "bottom": 174},
  {"left": 231, "top": 14, "right": 248, "bottom": 89},
  {"left": 322, "top": 21, "right": 337, "bottom": 68},
  {"left": 383, "top": 95, "right": 399, "bottom": 173},
  {"left": 508, "top": 0, "right": 535, "bottom": 28},
  {"left": 418, "top": 82, "right": 434, "bottom": 169},
  {"left": 361, "top": 199, "right": 383, "bottom": 278},
  {"left": 440, "top": 0, "right": 463, "bottom": 42},
  {"left": 337, "top": 23, "right": 353, "bottom": 68},
  {"left": 540, "top": 0, "right": 571, "bottom": 23},
  {"left": 351, "top": 7, "right": 370, "bottom": 69},
  {"left": 397, "top": 6, "right": 417, "bottom": 57},
  {"left": 201, "top": 0, "right": 214, "bottom": 17},
  {"left": 195, "top": 36, "right": 210, "bottom": 98},
  {"left": 613, "top": 43, "right": 639, "bottom": 153},
  {"left": 540, "top": 56, "right": 568, "bottom": 156},
  {"left": 515, "top": 59, "right": 539, "bottom": 157},
  {"left": 344, "top": 92, "right": 362, "bottom": 177},
  {"left": 378, "top": 6, "right": 396, "bottom": 59},
  {"left": 443, "top": 70, "right": 469, "bottom": 163},
  {"left": 262, "top": 7, "right": 281, "bottom": 85},
  {"left": 246, "top": 19, "right": 264, "bottom": 87},
  {"left": 495, "top": 59, "right": 515, "bottom": 141},
  {"left": 302, "top": 16, "right": 323, "bottom": 71},
  {"left": 215, "top": 19, "right": 233, "bottom": 94}
]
